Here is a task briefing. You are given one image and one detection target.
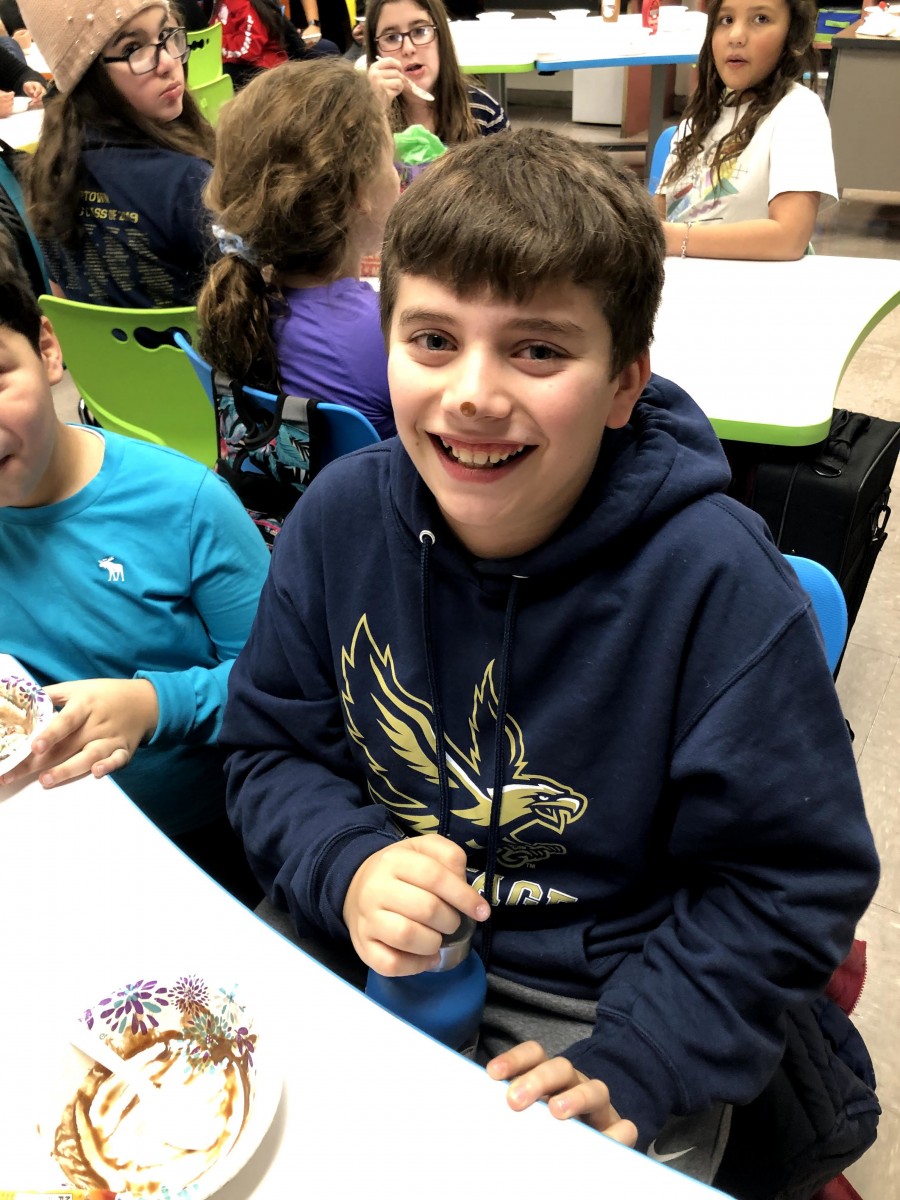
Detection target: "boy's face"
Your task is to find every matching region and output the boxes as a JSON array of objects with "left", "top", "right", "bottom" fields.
[
  {"left": 388, "top": 276, "right": 650, "bottom": 559},
  {"left": 0, "top": 318, "right": 65, "bottom": 509}
]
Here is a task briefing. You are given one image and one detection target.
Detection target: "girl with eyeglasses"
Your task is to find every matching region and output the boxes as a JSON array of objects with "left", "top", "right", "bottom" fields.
[
  {"left": 20, "top": 0, "right": 216, "bottom": 308},
  {"left": 365, "top": 0, "right": 508, "bottom": 143}
]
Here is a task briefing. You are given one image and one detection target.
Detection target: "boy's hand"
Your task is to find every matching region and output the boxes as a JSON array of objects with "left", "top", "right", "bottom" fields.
[
  {"left": 367, "top": 57, "right": 406, "bottom": 107},
  {"left": 344, "top": 834, "right": 490, "bottom": 975},
  {"left": 0, "top": 90, "right": 14, "bottom": 118},
  {"left": 487, "top": 1041, "right": 639, "bottom": 1144},
  {"left": 0, "top": 678, "right": 159, "bottom": 789}
]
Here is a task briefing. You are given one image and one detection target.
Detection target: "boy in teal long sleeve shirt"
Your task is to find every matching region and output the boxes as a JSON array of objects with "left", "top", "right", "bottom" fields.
[{"left": 0, "top": 242, "right": 270, "bottom": 902}]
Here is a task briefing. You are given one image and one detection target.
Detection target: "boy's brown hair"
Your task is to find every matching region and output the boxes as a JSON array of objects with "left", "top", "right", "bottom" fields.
[
  {"left": 0, "top": 234, "right": 43, "bottom": 353},
  {"left": 380, "top": 128, "right": 665, "bottom": 376}
]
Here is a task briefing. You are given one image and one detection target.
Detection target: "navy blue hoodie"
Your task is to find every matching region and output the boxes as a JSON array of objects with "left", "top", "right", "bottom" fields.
[
  {"left": 39, "top": 137, "right": 212, "bottom": 308},
  {"left": 222, "top": 375, "right": 878, "bottom": 1148}
]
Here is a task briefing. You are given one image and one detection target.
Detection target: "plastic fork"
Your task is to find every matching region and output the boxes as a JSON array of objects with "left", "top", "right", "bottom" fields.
[{"left": 69, "top": 1022, "right": 221, "bottom": 1151}]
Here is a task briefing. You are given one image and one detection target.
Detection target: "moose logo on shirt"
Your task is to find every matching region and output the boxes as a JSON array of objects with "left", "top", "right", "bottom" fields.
[
  {"left": 341, "top": 615, "right": 587, "bottom": 876},
  {"left": 98, "top": 556, "right": 125, "bottom": 582}
]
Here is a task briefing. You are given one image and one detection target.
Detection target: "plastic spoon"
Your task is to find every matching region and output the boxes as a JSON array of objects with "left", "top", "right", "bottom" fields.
[
  {"left": 69, "top": 1023, "right": 221, "bottom": 1151},
  {"left": 376, "top": 56, "right": 434, "bottom": 102}
]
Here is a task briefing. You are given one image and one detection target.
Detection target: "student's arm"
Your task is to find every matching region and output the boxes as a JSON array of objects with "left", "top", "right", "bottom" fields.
[
  {"left": 222, "top": 477, "right": 430, "bottom": 941},
  {"left": 557, "top": 584, "right": 878, "bottom": 1150},
  {"left": 219, "top": 2, "right": 270, "bottom": 62},
  {"left": 0, "top": 676, "right": 160, "bottom": 788},
  {"left": 662, "top": 190, "right": 820, "bottom": 261},
  {"left": 298, "top": 0, "right": 322, "bottom": 43},
  {"left": 342, "top": 835, "right": 490, "bottom": 975},
  {"left": 134, "top": 470, "right": 270, "bottom": 747},
  {"left": 1, "top": 472, "right": 269, "bottom": 790},
  {"left": 0, "top": 42, "right": 45, "bottom": 95},
  {"left": 367, "top": 56, "right": 407, "bottom": 107}
]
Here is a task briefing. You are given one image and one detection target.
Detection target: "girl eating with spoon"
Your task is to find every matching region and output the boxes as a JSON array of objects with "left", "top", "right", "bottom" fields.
[{"left": 365, "top": 0, "right": 508, "bottom": 143}]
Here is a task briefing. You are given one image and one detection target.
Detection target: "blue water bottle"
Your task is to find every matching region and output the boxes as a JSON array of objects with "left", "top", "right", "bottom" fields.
[{"left": 365, "top": 915, "right": 487, "bottom": 1057}]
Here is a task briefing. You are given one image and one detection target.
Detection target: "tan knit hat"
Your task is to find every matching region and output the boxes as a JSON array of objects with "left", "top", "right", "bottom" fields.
[{"left": 18, "top": 0, "right": 170, "bottom": 94}]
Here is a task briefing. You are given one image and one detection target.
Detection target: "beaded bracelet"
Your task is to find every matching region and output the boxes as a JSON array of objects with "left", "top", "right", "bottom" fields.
[{"left": 680, "top": 222, "right": 694, "bottom": 259}]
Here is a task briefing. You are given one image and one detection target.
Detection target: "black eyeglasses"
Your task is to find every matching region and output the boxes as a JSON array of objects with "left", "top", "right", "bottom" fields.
[
  {"left": 101, "top": 26, "right": 189, "bottom": 75},
  {"left": 374, "top": 23, "right": 437, "bottom": 53}
]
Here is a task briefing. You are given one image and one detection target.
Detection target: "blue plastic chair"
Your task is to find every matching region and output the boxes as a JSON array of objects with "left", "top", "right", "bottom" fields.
[
  {"left": 173, "top": 332, "right": 380, "bottom": 465},
  {"left": 783, "top": 554, "right": 848, "bottom": 674},
  {"left": 648, "top": 124, "right": 677, "bottom": 196}
]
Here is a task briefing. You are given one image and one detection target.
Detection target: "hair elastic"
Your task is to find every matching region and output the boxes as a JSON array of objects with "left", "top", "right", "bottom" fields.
[{"left": 212, "top": 223, "right": 258, "bottom": 265}]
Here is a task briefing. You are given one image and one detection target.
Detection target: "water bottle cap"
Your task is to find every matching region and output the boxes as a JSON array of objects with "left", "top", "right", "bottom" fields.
[{"left": 430, "top": 914, "right": 476, "bottom": 972}]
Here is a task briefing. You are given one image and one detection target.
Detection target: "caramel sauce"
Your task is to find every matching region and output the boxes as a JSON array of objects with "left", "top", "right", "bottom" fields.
[{"left": 53, "top": 1014, "right": 255, "bottom": 1191}]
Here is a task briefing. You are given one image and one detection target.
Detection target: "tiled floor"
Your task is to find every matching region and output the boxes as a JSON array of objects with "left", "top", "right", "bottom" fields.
[{"left": 49, "top": 111, "right": 900, "bottom": 1194}]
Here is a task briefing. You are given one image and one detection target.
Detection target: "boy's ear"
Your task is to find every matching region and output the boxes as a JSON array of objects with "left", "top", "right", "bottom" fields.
[
  {"left": 605, "top": 350, "right": 651, "bottom": 430},
  {"left": 37, "top": 316, "right": 64, "bottom": 385}
]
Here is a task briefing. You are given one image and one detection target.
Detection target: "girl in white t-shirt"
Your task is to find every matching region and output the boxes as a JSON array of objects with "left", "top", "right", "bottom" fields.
[{"left": 656, "top": 0, "right": 836, "bottom": 260}]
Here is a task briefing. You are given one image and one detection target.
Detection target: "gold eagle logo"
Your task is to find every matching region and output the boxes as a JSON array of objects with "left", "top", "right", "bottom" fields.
[{"left": 341, "top": 615, "right": 587, "bottom": 868}]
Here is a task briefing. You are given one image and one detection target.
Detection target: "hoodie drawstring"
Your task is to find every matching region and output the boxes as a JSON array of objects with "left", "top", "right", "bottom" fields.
[
  {"left": 419, "top": 531, "right": 452, "bottom": 838},
  {"left": 480, "top": 575, "right": 519, "bottom": 967},
  {"left": 418, "top": 530, "right": 521, "bottom": 969}
]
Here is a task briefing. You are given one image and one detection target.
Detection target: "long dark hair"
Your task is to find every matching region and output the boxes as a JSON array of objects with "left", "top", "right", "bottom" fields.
[
  {"left": 24, "top": 54, "right": 216, "bottom": 244},
  {"left": 364, "top": 0, "right": 477, "bottom": 144},
  {"left": 662, "top": 0, "right": 818, "bottom": 189},
  {"left": 246, "top": 0, "right": 298, "bottom": 47}
]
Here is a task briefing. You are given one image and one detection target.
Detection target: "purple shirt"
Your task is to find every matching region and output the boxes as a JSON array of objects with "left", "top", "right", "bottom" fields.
[{"left": 273, "top": 277, "right": 395, "bottom": 439}]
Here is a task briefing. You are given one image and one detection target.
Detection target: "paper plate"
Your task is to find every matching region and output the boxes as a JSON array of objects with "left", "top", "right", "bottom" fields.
[
  {"left": 0, "top": 671, "right": 53, "bottom": 775},
  {"left": 43, "top": 971, "right": 282, "bottom": 1198},
  {"left": 549, "top": 8, "right": 592, "bottom": 19},
  {"left": 475, "top": 9, "right": 515, "bottom": 19}
]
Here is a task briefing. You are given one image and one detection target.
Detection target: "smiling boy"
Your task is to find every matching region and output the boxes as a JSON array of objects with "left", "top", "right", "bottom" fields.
[{"left": 222, "top": 130, "right": 878, "bottom": 1187}]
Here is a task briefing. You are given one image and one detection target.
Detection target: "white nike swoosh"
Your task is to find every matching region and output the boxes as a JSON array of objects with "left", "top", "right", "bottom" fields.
[{"left": 646, "top": 1140, "right": 697, "bottom": 1163}]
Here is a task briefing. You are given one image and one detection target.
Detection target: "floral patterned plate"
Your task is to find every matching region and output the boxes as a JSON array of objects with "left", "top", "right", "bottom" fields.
[
  {"left": 0, "top": 672, "right": 53, "bottom": 775},
  {"left": 45, "top": 972, "right": 281, "bottom": 1199}
]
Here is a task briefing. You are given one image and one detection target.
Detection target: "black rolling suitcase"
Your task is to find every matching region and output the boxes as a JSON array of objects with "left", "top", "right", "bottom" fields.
[{"left": 746, "top": 409, "right": 900, "bottom": 635}]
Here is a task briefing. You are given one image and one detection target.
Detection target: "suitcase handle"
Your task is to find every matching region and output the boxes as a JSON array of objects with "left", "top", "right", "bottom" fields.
[{"left": 813, "top": 410, "right": 872, "bottom": 479}]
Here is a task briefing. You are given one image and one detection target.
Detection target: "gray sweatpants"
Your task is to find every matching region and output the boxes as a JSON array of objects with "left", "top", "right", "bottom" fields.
[{"left": 479, "top": 972, "right": 731, "bottom": 1185}]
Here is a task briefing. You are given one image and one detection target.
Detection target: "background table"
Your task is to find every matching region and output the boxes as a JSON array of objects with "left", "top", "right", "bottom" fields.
[
  {"left": 0, "top": 753, "right": 726, "bottom": 1196},
  {"left": 651, "top": 256, "right": 900, "bottom": 446},
  {"left": 0, "top": 105, "right": 42, "bottom": 150},
  {"left": 824, "top": 21, "right": 900, "bottom": 195},
  {"left": 451, "top": 12, "right": 705, "bottom": 156},
  {"left": 534, "top": 13, "right": 706, "bottom": 162}
]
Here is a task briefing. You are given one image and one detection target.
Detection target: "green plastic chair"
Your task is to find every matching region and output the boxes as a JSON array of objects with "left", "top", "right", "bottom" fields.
[
  {"left": 186, "top": 23, "right": 224, "bottom": 89},
  {"left": 38, "top": 297, "right": 218, "bottom": 467},
  {"left": 190, "top": 73, "right": 234, "bottom": 127}
]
